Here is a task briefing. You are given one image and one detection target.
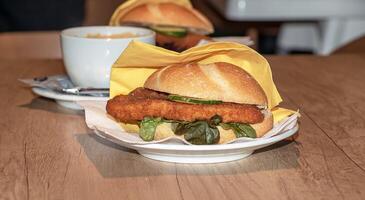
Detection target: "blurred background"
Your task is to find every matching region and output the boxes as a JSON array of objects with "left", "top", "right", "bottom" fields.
[{"left": 1, "top": 0, "right": 365, "bottom": 57}]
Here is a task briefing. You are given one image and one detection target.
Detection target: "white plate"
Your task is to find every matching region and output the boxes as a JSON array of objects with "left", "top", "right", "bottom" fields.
[
  {"left": 94, "top": 124, "right": 299, "bottom": 164},
  {"left": 32, "top": 87, "right": 108, "bottom": 110},
  {"left": 79, "top": 100, "right": 299, "bottom": 164}
]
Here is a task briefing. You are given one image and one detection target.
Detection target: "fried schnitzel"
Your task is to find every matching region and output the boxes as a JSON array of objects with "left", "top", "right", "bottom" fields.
[{"left": 106, "top": 88, "right": 264, "bottom": 124}]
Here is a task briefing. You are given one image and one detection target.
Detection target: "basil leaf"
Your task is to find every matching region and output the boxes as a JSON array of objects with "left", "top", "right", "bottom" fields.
[
  {"left": 220, "top": 123, "right": 257, "bottom": 138},
  {"left": 209, "top": 115, "right": 222, "bottom": 126},
  {"left": 175, "top": 121, "right": 220, "bottom": 144},
  {"left": 167, "top": 94, "right": 223, "bottom": 105},
  {"left": 139, "top": 117, "right": 162, "bottom": 141}
]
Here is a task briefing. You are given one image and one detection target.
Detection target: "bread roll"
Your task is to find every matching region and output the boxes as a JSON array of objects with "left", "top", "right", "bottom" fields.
[
  {"left": 144, "top": 62, "right": 268, "bottom": 106},
  {"left": 118, "top": 3, "right": 213, "bottom": 34}
]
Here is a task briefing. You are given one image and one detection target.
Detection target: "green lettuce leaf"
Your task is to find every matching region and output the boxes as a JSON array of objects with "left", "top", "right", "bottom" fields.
[{"left": 139, "top": 117, "right": 162, "bottom": 141}]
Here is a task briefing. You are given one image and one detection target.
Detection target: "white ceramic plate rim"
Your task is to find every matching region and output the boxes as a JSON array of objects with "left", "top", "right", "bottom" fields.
[{"left": 94, "top": 124, "right": 298, "bottom": 151}]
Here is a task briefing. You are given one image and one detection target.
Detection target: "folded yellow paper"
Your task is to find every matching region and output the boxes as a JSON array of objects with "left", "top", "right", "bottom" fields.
[
  {"left": 110, "top": 0, "right": 192, "bottom": 25},
  {"left": 110, "top": 41, "right": 296, "bottom": 124}
]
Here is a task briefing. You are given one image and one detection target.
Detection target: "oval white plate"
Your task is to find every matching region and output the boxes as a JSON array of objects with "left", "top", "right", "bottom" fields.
[
  {"left": 94, "top": 124, "right": 298, "bottom": 164},
  {"left": 32, "top": 87, "right": 108, "bottom": 110}
]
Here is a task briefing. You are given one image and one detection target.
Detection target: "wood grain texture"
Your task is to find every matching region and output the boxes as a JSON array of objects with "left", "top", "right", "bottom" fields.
[
  {"left": 175, "top": 98, "right": 365, "bottom": 200},
  {"left": 268, "top": 55, "right": 365, "bottom": 170},
  {"left": 0, "top": 56, "right": 365, "bottom": 200},
  {"left": 0, "top": 60, "right": 182, "bottom": 200},
  {"left": 332, "top": 36, "right": 365, "bottom": 54},
  {"left": 0, "top": 32, "right": 61, "bottom": 59}
]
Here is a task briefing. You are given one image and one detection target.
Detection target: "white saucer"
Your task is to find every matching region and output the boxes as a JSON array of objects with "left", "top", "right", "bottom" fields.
[{"left": 32, "top": 87, "right": 108, "bottom": 110}]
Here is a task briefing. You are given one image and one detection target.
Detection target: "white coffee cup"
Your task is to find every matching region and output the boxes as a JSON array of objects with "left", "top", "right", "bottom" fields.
[{"left": 61, "top": 26, "right": 155, "bottom": 88}]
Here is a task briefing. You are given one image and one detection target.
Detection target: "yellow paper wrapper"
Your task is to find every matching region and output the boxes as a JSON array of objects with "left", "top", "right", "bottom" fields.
[
  {"left": 109, "top": 0, "right": 192, "bottom": 25},
  {"left": 110, "top": 41, "right": 296, "bottom": 124}
]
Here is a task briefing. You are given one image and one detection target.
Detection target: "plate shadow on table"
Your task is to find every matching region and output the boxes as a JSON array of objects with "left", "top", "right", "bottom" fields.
[
  {"left": 75, "top": 131, "right": 301, "bottom": 178},
  {"left": 19, "top": 96, "right": 83, "bottom": 115}
]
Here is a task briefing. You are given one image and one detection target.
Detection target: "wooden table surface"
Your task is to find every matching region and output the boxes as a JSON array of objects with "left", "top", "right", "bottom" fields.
[
  {"left": 0, "top": 32, "right": 61, "bottom": 59},
  {"left": 1, "top": 55, "right": 365, "bottom": 200}
]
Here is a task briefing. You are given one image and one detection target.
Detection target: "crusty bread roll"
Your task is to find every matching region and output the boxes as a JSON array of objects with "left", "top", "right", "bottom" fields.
[
  {"left": 144, "top": 62, "right": 268, "bottom": 106},
  {"left": 118, "top": 2, "right": 213, "bottom": 34},
  {"left": 119, "top": 111, "right": 272, "bottom": 143}
]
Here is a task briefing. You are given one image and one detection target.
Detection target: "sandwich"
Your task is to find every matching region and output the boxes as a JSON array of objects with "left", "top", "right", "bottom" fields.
[
  {"left": 106, "top": 62, "right": 273, "bottom": 144},
  {"left": 110, "top": 2, "right": 214, "bottom": 52}
]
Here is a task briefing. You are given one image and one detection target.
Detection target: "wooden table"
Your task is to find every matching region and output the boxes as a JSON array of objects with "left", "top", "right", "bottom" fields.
[
  {"left": 1, "top": 55, "right": 365, "bottom": 200},
  {"left": 0, "top": 32, "right": 61, "bottom": 59}
]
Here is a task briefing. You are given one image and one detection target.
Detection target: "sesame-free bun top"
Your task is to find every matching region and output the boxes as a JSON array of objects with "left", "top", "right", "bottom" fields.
[
  {"left": 144, "top": 62, "right": 268, "bottom": 106},
  {"left": 117, "top": 2, "right": 213, "bottom": 34}
]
